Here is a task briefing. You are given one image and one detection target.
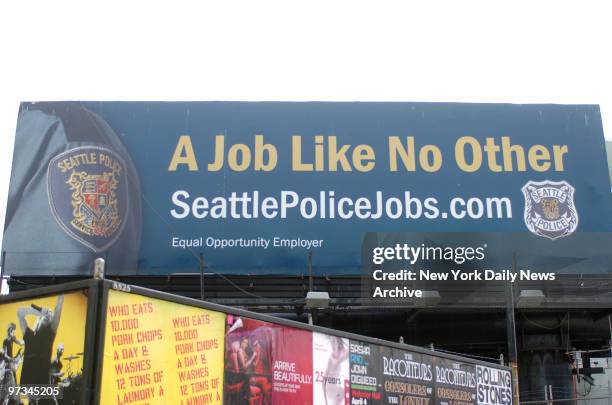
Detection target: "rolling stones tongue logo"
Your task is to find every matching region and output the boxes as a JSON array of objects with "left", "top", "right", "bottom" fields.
[
  {"left": 48, "top": 146, "right": 128, "bottom": 252},
  {"left": 521, "top": 180, "right": 578, "bottom": 240}
]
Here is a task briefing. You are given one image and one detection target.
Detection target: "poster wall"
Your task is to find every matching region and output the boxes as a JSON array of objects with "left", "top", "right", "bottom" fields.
[
  {"left": 224, "top": 316, "right": 313, "bottom": 405},
  {"left": 0, "top": 285, "right": 514, "bottom": 405},
  {"left": 100, "top": 290, "right": 226, "bottom": 405},
  {"left": 0, "top": 290, "right": 89, "bottom": 404},
  {"left": 91, "top": 291, "right": 515, "bottom": 405}
]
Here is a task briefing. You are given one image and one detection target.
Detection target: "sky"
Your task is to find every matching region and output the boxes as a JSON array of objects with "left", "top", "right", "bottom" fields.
[{"left": 0, "top": 0, "right": 611, "bottom": 257}]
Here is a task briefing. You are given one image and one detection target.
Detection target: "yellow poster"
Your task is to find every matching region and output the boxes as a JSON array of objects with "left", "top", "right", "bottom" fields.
[
  {"left": 100, "top": 290, "right": 225, "bottom": 405},
  {"left": 0, "top": 290, "right": 89, "bottom": 404}
]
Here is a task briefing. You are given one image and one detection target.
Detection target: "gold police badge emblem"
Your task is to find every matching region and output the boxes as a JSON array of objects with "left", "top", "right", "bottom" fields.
[
  {"left": 48, "top": 146, "right": 128, "bottom": 252},
  {"left": 67, "top": 171, "right": 121, "bottom": 237}
]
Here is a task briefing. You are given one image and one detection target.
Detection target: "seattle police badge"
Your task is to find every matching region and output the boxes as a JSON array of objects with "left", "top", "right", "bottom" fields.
[
  {"left": 48, "top": 146, "right": 129, "bottom": 252},
  {"left": 521, "top": 180, "right": 578, "bottom": 240}
]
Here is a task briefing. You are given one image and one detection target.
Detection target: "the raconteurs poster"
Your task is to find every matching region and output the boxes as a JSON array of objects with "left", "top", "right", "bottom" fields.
[
  {"left": 225, "top": 316, "right": 314, "bottom": 405},
  {"left": 434, "top": 358, "right": 476, "bottom": 405},
  {"left": 380, "top": 347, "right": 434, "bottom": 405},
  {"left": 99, "top": 290, "right": 225, "bottom": 405},
  {"left": 0, "top": 291, "right": 89, "bottom": 404}
]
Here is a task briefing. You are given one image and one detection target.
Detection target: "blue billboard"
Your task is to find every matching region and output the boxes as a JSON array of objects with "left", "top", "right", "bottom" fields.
[{"left": 2, "top": 102, "right": 611, "bottom": 275}]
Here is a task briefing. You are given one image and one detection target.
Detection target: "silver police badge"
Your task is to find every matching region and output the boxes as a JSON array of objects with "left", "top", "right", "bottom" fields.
[{"left": 521, "top": 180, "right": 578, "bottom": 240}]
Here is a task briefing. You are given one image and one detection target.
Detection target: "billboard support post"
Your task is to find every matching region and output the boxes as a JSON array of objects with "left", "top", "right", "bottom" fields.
[
  {"left": 199, "top": 252, "right": 205, "bottom": 300},
  {"left": 507, "top": 252, "right": 520, "bottom": 405},
  {"left": 608, "top": 314, "right": 611, "bottom": 345},
  {"left": 308, "top": 250, "right": 314, "bottom": 325},
  {"left": 0, "top": 250, "right": 5, "bottom": 281},
  {"left": 308, "top": 250, "right": 313, "bottom": 291}
]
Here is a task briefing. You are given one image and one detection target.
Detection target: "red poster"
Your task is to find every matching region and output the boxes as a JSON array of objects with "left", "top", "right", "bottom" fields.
[
  {"left": 272, "top": 325, "right": 313, "bottom": 404},
  {"left": 225, "top": 315, "right": 313, "bottom": 405}
]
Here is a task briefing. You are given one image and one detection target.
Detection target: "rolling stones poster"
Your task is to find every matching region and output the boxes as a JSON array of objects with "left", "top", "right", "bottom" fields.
[
  {"left": 476, "top": 366, "right": 512, "bottom": 405},
  {"left": 224, "top": 315, "right": 313, "bottom": 405}
]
